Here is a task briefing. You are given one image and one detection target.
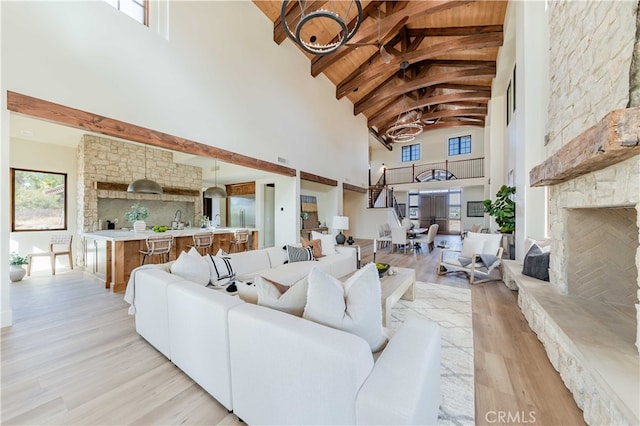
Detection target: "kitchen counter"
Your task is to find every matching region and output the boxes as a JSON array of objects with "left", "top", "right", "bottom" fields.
[{"left": 82, "top": 227, "right": 258, "bottom": 293}]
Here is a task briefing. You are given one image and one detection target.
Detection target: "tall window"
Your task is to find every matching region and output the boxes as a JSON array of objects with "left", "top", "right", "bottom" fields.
[
  {"left": 401, "top": 144, "right": 420, "bottom": 162},
  {"left": 11, "top": 168, "right": 67, "bottom": 231},
  {"left": 448, "top": 189, "right": 461, "bottom": 233},
  {"left": 104, "top": 0, "right": 148, "bottom": 25},
  {"left": 448, "top": 135, "right": 471, "bottom": 156}
]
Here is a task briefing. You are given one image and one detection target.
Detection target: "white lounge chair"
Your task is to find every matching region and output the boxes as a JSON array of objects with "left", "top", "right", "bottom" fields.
[{"left": 437, "top": 232, "right": 503, "bottom": 284}]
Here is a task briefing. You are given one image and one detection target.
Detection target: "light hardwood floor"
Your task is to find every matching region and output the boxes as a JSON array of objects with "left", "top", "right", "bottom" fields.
[{"left": 1, "top": 237, "right": 585, "bottom": 425}]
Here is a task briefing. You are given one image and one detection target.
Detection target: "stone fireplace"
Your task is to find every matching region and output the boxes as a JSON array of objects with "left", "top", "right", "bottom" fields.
[
  {"left": 525, "top": 116, "right": 640, "bottom": 424},
  {"left": 518, "top": 1, "right": 640, "bottom": 424}
]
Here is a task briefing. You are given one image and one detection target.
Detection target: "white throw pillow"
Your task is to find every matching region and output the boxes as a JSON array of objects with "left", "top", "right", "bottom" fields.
[
  {"left": 204, "top": 253, "right": 235, "bottom": 287},
  {"left": 170, "top": 249, "right": 210, "bottom": 286},
  {"left": 256, "top": 275, "right": 309, "bottom": 317},
  {"left": 259, "top": 262, "right": 313, "bottom": 286},
  {"left": 467, "top": 232, "right": 502, "bottom": 255},
  {"left": 460, "top": 238, "right": 484, "bottom": 258},
  {"left": 311, "top": 231, "right": 337, "bottom": 255},
  {"left": 303, "top": 263, "right": 387, "bottom": 352}
]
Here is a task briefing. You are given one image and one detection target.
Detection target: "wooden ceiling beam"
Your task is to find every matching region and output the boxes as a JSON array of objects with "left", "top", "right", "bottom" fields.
[
  {"left": 419, "top": 59, "right": 497, "bottom": 68},
  {"left": 320, "top": 1, "right": 384, "bottom": 52},
  {"left": 7, "top": 91, "right": 297, "bottom": 177},
  {"left": 354, "top": 66, "right": 496, "bottom": 115},
  {"left": 300, "top": 171, "right": 338, "bottom": 186},
  {"left": 337, "top": 32, "right": 503, "bottom": 99},
  {"left": 421, "top": 107, "right": 488, "bottom": 121},
  {"left": 406, "top": 25, "right": 503, "bottom": 37},
  {"left": 311, "top": 0, "right": 476, "bottom": 77},
  {"left": 435, "top": 83, "right": 492, "bottom": 92},
  {"left": 420, "top": 120, "right": 485, "bottom": 131},
  {"left": 369, "top": 128, "right": 393, "bottom": 151},
  {"left": 369, "top": 90, "right": 491, "bottom": 128}
]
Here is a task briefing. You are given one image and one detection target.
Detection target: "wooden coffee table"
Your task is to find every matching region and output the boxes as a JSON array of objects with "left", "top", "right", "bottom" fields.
[{"left": 379, "top": 267, "right": 416, "bottom": 327}]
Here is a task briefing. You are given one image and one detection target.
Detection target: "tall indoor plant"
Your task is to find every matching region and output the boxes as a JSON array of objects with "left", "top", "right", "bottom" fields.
[
  {"left": 483, "top": 185, "right": 516, "bottom": 233},
  {"left": 483, "top": 185, "right": 516, "bottom": 259}
]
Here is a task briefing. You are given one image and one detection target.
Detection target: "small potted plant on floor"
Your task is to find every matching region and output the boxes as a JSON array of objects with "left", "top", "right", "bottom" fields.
[
  {"left": 125, "top": 203, "right": 150, "bottom": 232},
  {"left": 9, "top": 252, "right": 28, "bottom": 282}
]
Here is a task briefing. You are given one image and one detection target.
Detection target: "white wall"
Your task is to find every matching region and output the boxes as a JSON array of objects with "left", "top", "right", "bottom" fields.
[
  {"left": 486, "top": 1, "right": 549, "bottom": 258},
  {"left": 9, "top": 139, "right": 79, "bottom": 270},
  {"left": 0, "top": 1, "right": 368, "bottom": 326},
  {"left": 461, "top": 185, "right": 487, "bottom": 231},
  {"left": 300, "top": 181, "right": 339, "bottom": 231},
  {"left": 370, "top": 125, "right": 485, "bottom": 173}
]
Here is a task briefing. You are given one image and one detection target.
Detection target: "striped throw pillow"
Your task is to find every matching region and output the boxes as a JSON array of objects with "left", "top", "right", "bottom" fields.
[
  {"left": 206, "top": 254, "right": 235, "bottom": 286},
  {"left": 285, "top": 245, "right": 314, "bottom": 263}
]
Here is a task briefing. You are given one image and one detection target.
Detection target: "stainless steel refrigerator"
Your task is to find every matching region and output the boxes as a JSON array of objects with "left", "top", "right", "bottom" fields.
[{"left": 228, "top": 195, "right": 255, "bottom": 228}]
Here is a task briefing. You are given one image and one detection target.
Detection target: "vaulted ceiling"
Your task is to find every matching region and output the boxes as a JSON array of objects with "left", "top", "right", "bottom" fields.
[{"left": 253, "top": 0, "right": 508, "bottom": 149}]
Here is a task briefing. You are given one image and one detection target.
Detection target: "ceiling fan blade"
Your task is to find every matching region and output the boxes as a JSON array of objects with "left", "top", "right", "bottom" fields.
[{"left": 379, "top": 45, "right": 392, "bottom": 64}]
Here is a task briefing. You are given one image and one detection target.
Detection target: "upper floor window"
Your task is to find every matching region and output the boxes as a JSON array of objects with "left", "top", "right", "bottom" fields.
[
  {"left": 448, "top": 135, "right": 471, "bottom": 156},
  {"left": 104, "top": 0, "right": 148, "bottom": 26},
  {"left": 401, "top": 144, "right": 420, "bottom": 162},
  {"left": 11, "top": 168, "right": 67, "bottom": 232}
]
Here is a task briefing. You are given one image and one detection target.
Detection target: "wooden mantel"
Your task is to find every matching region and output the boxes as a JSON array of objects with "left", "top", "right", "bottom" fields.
[{"left": 530, "top": 107, "right": 640, "bottom": 187}]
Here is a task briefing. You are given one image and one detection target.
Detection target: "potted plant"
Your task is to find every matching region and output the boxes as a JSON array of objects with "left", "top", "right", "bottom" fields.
[
  {"left": 483, "top": 185, "right": 516, "bottom": 259},
  {"left": 124, "top": 203, "right": 149, "bottom": 232},
  {"left": 9, "top": 252, "right": 28, "bottom": 282}
]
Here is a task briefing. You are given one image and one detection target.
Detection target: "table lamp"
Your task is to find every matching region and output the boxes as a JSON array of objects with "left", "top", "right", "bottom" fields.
[{"left": 332, "top": 216, "right": 349, "bottom": 245}]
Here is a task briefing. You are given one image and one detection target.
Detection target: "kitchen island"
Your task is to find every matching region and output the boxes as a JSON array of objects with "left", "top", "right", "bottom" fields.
[{"left": 82, "top": 228, "right": 258, "bottom": 292}]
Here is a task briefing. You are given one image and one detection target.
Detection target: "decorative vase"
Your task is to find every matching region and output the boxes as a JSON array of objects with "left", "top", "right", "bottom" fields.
[
  {"left": 9, "top": 265, "right": 26, "bottom": 282},
  {"left": 347, "top": 236, "right": 354, "bottom": 245},
  {"left": 133, "top": 220, "right": 146, "bottom": 232}
]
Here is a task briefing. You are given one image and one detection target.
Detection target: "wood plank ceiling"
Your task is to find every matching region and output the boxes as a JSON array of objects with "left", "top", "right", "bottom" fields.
[{"left": 253, "top": 0, "right": 507, "bottom": 149}]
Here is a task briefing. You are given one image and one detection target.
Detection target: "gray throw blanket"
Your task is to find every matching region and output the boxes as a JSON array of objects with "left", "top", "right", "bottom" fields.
[{"left": 458, "top": 254, "right": 500, "bottom": 272}]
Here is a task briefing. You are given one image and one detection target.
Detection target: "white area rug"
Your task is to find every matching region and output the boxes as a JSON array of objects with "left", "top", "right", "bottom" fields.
[{"left": 390, "top": 282, "right": 474, "bottom": 426}]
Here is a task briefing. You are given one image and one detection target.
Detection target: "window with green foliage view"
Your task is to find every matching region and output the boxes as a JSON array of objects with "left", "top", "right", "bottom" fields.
[{"left": 11, "top": 168, "right": 67, "bottom": 231}]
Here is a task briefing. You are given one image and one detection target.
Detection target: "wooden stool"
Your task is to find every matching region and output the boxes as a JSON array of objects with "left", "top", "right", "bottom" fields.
[
  {"left": 140, "top": 234, "right": 174, "bottom": 265},
  {"left": 228, "top": 229, "right": 249, "bottom": 253},
  {"left": 189, "top": 232, "right": 214, "bottom": 255}
]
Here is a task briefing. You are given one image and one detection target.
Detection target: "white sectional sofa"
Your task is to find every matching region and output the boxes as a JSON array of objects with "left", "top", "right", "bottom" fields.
[{"left": 125, "top": 245, "right": 442, "bottom": 425}]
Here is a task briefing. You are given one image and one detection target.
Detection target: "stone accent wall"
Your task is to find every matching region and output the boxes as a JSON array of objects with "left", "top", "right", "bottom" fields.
[
  {"left": 77, "top": 135, "right": 203, "bottom": 233},
  {"left": 629, "top": 1, "right": 640, "bottom": 107},
  {"left": 546, "top": 0, "right": 637, "bottom": 152}
]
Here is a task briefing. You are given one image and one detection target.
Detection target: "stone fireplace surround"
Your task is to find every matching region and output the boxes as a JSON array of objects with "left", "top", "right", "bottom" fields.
[{"left": 521, "top": 108, "right": 640, "bottom": 425}]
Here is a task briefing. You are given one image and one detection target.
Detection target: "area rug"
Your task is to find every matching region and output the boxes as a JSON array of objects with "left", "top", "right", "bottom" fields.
[{"left": 390, "top": 282, "right": 474, "bottom": 426}]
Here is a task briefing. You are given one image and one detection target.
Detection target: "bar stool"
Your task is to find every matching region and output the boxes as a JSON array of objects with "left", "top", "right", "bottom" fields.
[
  {"left": 228, "top": 229, "right": 249, "bottom": 253},
  {"left": 189, "top": 231, "right": 214, "bottom": 255},
  {"left": 140, "top": 234, "right": 174, "bottom": 265}
]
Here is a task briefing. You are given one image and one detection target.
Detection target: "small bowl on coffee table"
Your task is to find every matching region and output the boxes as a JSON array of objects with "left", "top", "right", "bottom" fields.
[{"left": 375, "top": 262, "right": 390, "bottom": 278}]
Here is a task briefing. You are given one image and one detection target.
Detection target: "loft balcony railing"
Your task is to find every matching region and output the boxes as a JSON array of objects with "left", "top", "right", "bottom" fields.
[{"left": 369, "top": 157, "right": 484, "bottom": 208}]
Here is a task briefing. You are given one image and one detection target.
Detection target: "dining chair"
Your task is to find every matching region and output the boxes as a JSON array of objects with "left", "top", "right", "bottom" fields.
[
  {"left": 26, "top": 234, "right": 73, "bottom": 276},
  {"left": 391, "top": 226, "right": 410, "bottom": 254}
]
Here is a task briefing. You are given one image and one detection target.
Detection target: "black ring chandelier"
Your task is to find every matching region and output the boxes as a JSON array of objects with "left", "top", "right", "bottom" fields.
[{"left": 280, "top": 0, "right": 363, "bottom": 55}]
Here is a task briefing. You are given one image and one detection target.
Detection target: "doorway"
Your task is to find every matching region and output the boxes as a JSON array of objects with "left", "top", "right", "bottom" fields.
[{"left": 263, "top": 183, "right": 275, "bottom": 248}]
